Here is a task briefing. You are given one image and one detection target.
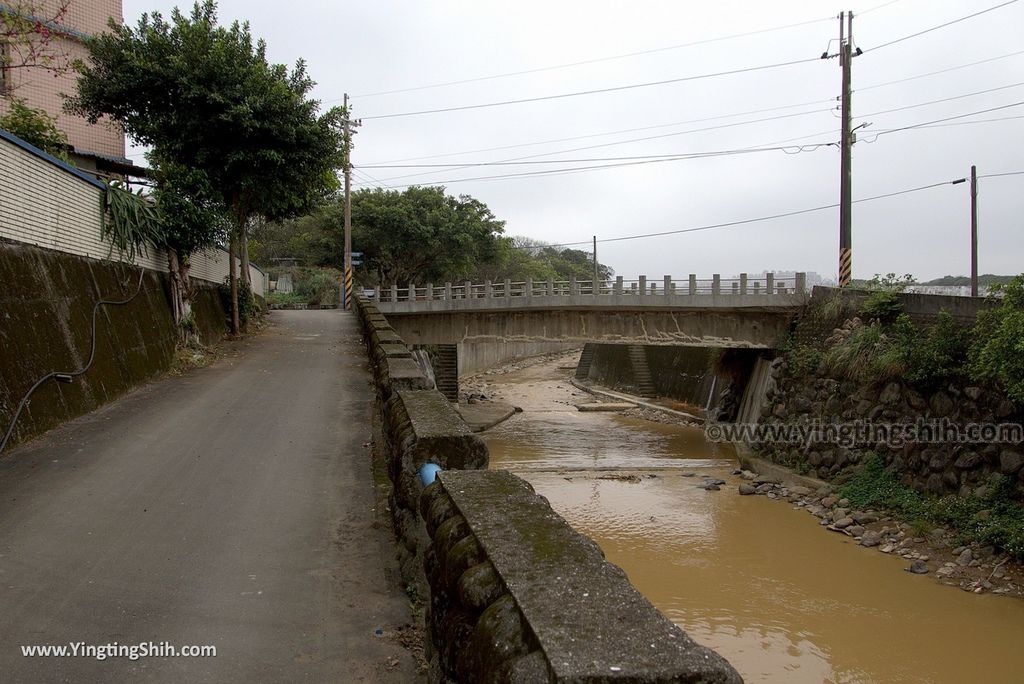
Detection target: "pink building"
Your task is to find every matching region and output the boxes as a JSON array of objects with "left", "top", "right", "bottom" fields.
[{"left": 0, "top": 0, "right": 130, "bottom": 177}]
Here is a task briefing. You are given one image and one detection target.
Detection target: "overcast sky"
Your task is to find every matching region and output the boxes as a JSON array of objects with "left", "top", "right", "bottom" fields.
[{"left": 123, "top": 0, "right": 1023, "bottom": 282}]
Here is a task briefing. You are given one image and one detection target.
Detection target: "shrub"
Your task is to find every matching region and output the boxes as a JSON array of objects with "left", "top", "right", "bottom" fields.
[
  {"left": 822, "top": 322, "right": 904, "bottom": 383},
  {"left": 0, "top": 98, "right": 72, "bottom": 162},
  {"left": 838, "top": 454, "right": 1024, "bottom": 560},
  {"left": 893, "top": 312, "right": 969, "bottom": 390},
  {"left": 296, "top": 270, "right": 338, "bottom": 306},
  {"left": 969, "top": 275, "right": 1024, "bottom": 403}
]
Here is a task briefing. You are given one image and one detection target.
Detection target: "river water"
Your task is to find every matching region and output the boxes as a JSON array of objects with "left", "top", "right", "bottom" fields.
[{"left": 478, "top": 354, "right": 1024, "bottom": 683}]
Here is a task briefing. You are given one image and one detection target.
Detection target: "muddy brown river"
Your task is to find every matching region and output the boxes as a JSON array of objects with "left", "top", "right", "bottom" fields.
[{"left": 478, "top": 354, "right": 1024, "bottom": 683}]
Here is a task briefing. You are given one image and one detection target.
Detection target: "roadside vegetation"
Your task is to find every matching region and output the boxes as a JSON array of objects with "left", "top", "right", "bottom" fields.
[
  {"left": 788, "top": 272, "right": 1024, "bottom": 398},
  {"left": 836, "top": 453, "right": 1024, "bottom": 561}
]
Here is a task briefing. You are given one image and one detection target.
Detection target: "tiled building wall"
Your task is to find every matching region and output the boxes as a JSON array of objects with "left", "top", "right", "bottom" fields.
[
  {"left": 1, "top": 134, "right": 268, "bottom": 294},
  {"left": 0, "top": 0, "right": 125, "bottom": 159}
]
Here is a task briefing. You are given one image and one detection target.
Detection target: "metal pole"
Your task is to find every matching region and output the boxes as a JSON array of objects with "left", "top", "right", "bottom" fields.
[
  {"left": 838, "top": 12, "right": 854, "bottom": 287},
  {"left": 592, "top": 235, "right": 598, "bottom": 295},
  {"left": 971, "top": 164, "right": 979, "bottom": 297}
]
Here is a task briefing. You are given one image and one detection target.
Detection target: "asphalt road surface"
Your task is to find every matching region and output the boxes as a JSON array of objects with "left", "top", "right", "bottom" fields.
[{"left": 0, "top": 311, "right": 418, "bottom": 682}]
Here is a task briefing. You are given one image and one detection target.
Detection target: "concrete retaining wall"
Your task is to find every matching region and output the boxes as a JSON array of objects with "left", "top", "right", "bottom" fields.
[
  {"left": 457, "top": 341, "right": 579, "bottom": 377},
  {"left": 354, "top": 294, "right": 742, "bottom": 682},
  {"left": 0, "top": 240, "right": 228, "bottom": 449},
  {"left": 421, "top": 470, "right": 742, "bottom": 683}
]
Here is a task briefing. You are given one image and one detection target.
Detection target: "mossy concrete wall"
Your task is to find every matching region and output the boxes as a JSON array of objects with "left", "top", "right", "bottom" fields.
[
  {"left": 0, "top": 241, "right": 228, "bottom": 449},
  {"left": 355, "top": 294, "right": 742, "bottom": 682}
]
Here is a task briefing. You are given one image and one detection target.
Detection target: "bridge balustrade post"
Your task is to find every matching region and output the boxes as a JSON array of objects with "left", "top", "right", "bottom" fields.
[
  {"left": 638, "top": 275, "right": 646, "bottom": 296},
  {"left": 390, "top": 284, "right": 398, "bottom": 302},
  {"left": 712, "top": 274, "right": 721, "bottom": 295},
  {"left": 688, "top": 274, "right": 697, "bottom": 295},
  {"left": 614, "top": 276, "right": 623, "bottom": 295},
  {"left": 740, "top": 273, "right": 748, "bottom": 295},
  {"left": 445, "top": 282, "right": 452, "bottom": 300},
  {"left": 426, "top": 283, "right": 434, "bottom": 300},
  {"left": 570, "top": 277, "right": 577, "bottom": 296},
  {"left": 664, "top": 275, "right": 672, "bottom": 297},
  {"left": 484, "top": 280, "right": 492, "bottom": 299},
  {"left": 525, "top": 277, "right": 533, "bottom": 300},
  {"left": 796, "top": 272, "right": 807, "bottom": 294},
  {"left": 504, "top": 278, "right": 512, "bottom": 301},
  {"left": 464, "top": 280, "right": 472, "bottom": 299},
  {"left": 766, "top": 272, "right": 775, "bottom": 295},
  {"left": 546, "top": 279, "right": 554, "bottom": 297},
  {"left": 753, "top": 281, "right": 760, "bottom": 294},
  {"left": 409, "top": 283, "right": 416, "bottom": 302}
]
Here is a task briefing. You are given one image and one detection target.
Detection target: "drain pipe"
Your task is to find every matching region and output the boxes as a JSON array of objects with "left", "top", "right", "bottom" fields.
[{"left": 419, "top": 463, "right": 442, "bottom": 486}]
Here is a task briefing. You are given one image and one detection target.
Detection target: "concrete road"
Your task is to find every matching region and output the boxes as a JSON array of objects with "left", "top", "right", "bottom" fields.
[{"left": 0, "top": 311, "right": 418, "bottom": 683}]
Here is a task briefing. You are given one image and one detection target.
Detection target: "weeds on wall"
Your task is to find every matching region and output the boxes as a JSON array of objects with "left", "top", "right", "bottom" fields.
[{"left": 838, "top": 454, "right": 1024, "bottom": 561}]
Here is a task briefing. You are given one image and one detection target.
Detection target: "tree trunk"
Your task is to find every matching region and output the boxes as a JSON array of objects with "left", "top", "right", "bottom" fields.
[
  {"left": 240, "top": 221, "right": 252, "bottom": 288},
  {"left": 168, "top": 248, "right": 194, "bottom": 342},
  {"left": 229, "top": 230, "right": 240, "bottom": 336}
]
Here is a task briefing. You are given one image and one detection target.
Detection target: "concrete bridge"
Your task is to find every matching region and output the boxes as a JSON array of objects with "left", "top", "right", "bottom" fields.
[{"left": 375, "top": 273, "right": 809, "bottom": 350}]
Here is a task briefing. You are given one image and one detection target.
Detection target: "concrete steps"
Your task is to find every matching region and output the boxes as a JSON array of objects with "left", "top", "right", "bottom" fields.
[
  {"left": 627, "top": 345, "right": 657, "bottom": 398},
  {"left": 575, "top": 343, "right": 596, "bottom": 379},
  {"left": 434, "top": 344, "right": 459, "bottom": 402}
]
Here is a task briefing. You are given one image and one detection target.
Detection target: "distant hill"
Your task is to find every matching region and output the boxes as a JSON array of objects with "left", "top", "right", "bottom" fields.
[{"left": 923, "top": 274, "right": 1018, "bottom": 286}]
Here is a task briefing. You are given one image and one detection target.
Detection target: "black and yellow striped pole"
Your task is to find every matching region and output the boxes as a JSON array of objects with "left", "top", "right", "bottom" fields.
[
  {"left": 344, "top": 265, "right": 353, "bottom": 310},
  {"left": 839, "top": 246, "right": 852, "bottom": 287}
]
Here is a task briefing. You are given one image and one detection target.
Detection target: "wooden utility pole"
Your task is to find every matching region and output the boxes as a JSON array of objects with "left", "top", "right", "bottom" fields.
[
  {"left": 970, "top": 164, "right": 979, "bottom": 297},
  {"left": 838, "top": 11, "right": 856, "bottom": 287},
  {"left": 342, "top": 94, "right": 355, "bottom": 310},
  {"left": 592, "top": 235, "right": 599, "bottom": 294}
]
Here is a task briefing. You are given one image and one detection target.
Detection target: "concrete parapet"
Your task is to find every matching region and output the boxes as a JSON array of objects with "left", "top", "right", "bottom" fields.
[{"left": 420, "top": 470, "right": 743, "bottom": 683}]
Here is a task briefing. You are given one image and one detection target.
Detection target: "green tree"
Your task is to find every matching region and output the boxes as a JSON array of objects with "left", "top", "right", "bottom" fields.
[
  {"left": 969, "top": 275, "right": 1024, "bottom": 403},
  {"left": 351, "top": 186, "right": 504, "bottom": 285},
  {"left": 68, "top": 1, "right": 343, "bottom": 334},
  {"left": 0, "top": 98, "right": 70, "bottom": 161}
]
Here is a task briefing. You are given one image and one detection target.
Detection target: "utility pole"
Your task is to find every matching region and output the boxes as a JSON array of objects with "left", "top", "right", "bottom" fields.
[
  {"left": 838, "top": 11, "right": 857, "bottom": 287},
  {"left": 341, "top": 94, "right": 360, "bottom": 310},
  {"left": 592, "top": 235, "right": 599, "bottom": 294},
  {"left": 970, "top": 164, "right": 979, "bottom": 297}
]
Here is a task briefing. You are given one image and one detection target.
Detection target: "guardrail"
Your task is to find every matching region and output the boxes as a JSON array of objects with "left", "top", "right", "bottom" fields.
[{"left": 377, "top": 272, "right": 807, "bottom": 303}]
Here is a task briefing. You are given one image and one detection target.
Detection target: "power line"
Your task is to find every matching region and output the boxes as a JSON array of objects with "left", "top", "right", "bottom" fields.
[
  {"left": 978, "top": 170, "right": 1024, "bottom": 179},
  {"left": 363, "top": 142, "right": 833, "bottom": 190},
  {"left": 858, "top": 49, "right": 1024, "bottom": 92},
  {"left": 360, "top": 57, "right": 821, "bottom": 120},
  {"left": 362, "top": 98, "right": 836, "bottom": 165},
  {"left": 873, "top": 113, "right": 1024, "bottom": 133},
  {"left": 873, "top": 100, "right": 1024, "bottom": 137},
  {"left": 867, "top": 0, "right": 1020, "bottom": 53},
  {"left": 348, "top": 16, "right": 833, "bottom": 100},
  {"left": 860, "top": 81, "right": 1024, "bottom": 118},
  {"left": 524, "top": 179, "right": 971, "bottom": 250},
  {"left": 359, "top": 107, "right": 835, "bottom": 173},
  {"left": 363, "top": 83, "right": 1024, "bottom": 184}
]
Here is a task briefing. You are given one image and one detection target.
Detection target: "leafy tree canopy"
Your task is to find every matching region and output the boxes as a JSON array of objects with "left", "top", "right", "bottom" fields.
[
  {"left": 0, "top": 98, "right": 70, "bottom": 161},
  {"left": 67, "top": 0, "right": 343, "bottom": 230}
]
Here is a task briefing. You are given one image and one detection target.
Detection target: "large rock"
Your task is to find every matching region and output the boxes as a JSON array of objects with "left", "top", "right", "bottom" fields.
[
  {"left": 1000, "top": 449, "right": 1023, "bottom": 476},
  {"left": 929, "top": 391, "right": 955, "bottom": 418},
  {"left": 879, "top": 382, "right": 902, "bottom": 404},
  {"left": 954, "top": 451, "right": 983, "bottom": 470}
]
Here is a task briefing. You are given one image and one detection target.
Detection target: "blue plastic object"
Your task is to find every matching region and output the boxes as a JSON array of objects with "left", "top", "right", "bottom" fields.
[{"left": 419, "top": 463, "right": 442, "bottom": 486}]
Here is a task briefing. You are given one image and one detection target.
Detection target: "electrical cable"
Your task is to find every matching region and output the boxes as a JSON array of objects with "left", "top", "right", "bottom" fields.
[
  {"left": 360, "top": 57, "right": 821, "bottom": 120},
  {"left": 521, "top": 179, "right": 970, "bottom": 249},
  {"left": 0, "top": 268, "right": 147, "bottom": 455},
  {"left": 348, "top": 15, "right": 833, "bottom": 99},
  {"left": 866, "top": 0, "right": 1020, "bottom": 53}
]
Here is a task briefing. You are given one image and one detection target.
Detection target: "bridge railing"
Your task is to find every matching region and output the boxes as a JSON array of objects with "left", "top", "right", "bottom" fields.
[{"left": 377, "top": 272, "right": 806, "bottom": 303}]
